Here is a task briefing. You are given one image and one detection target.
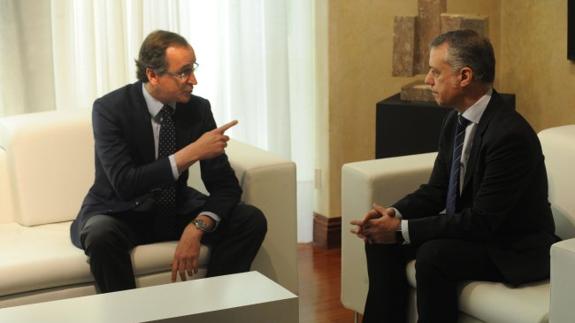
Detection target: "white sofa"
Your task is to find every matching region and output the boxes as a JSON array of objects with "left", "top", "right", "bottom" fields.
[
  {"left": 341, "top": 125, "right": 575, "bottom": 323},
  {"left": 0, "top": 110, "right": 298, "bottom": 309}
]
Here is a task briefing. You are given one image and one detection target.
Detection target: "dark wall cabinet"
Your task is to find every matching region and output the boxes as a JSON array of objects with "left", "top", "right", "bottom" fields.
[{"left": 375, "top": 93, "right": 515, "bottom": 159}]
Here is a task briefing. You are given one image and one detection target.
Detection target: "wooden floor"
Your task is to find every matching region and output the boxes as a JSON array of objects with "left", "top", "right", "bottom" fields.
[{"left": 298, "top": 243, "right": 356, "bottom": 323}]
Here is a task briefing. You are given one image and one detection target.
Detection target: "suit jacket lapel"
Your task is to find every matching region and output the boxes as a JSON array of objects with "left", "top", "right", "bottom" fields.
[
  {"left": 130, "top": 82, "right": 156, "bottom": 162},
  {"left": 174, "top": 102, "right": 192, "bottom": 150},
  {"left": 462, "top": 91, "right": 501, "bottom": 191}
]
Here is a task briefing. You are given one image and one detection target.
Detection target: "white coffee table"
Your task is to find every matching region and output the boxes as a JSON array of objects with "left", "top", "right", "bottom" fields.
[{"left": 0, "top": 271, "right": 298, "bottom": 323}]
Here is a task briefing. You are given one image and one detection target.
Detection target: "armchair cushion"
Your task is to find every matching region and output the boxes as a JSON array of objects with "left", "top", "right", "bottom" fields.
[
  {"left": 405, "top": 260, "right": 549, "bottom": 323},
  {"left": 340, "top": 128, "right": 573, "bottom": 323},
  {"left": 0, "top": 222, "right": 209, "bottom": 297}
]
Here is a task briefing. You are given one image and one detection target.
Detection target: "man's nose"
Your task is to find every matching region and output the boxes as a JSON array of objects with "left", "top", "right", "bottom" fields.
[
  {"left": 188, "top": 72, "right": 198, "bottom": 86},
  {"left": 424, "top": 71, "right": 433, "bottom": 85}
]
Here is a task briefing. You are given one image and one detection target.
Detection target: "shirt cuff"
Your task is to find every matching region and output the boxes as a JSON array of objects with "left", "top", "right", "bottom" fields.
[
  {"left": 200, "top": 211, "right": 221, "bottom": 231},
  {"left": 400, "top": 219, "right": 411, "bottom": 244},
  {"left": 392, "top": 207, "right": 410, "bottom": 244},
  {"left": 168, "top": 154, "right": 180, "bottom": 180}
]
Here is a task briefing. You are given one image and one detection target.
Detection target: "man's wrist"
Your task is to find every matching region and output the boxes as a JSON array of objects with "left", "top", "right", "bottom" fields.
[
  {"left": 175, "top": 145, "right": 199, "bottom": 172},
  {"left": 184, "top": 223, "right": 204, "bottom": 240},
  {"left": 191, "top": 216, "right": 215, "bottom": 233}
]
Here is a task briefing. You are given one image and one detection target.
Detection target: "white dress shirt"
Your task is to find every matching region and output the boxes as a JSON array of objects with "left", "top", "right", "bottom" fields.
[{"left": 398, "top": 88, "right": 492, "bottom": 243}]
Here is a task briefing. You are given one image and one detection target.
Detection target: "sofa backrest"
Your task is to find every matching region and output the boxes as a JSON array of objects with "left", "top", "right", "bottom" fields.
[
  {"left": 0, "top": 110, "right": 223, "bottom": 226},
  {"left": 0, "top": 111, "right": 95, "bottom": 226},
  {"left": 0, "top": 147, "right": 14, "bottom": 224},
  {"left": 539, "top": 125, "right": 575, "bottom": 240}
]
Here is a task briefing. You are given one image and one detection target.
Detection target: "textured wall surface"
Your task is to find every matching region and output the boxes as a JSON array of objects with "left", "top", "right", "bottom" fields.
[
  {"left": 318, "top": 0, "right": 572, "bottom": 219},
  {"left": 499, "top": 0, "right": 575, "bottom": 132},
  {"left": 325, "top": 0, "right": 419, "bottom": 217}
]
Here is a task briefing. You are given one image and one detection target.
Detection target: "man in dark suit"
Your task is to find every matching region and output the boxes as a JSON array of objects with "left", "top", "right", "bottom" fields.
[
  {"left": 70, "top": 30, "right": 267, "bottom": 293},
  {"left": 351, "top": 30, "right": 557, "bottom": 323}
]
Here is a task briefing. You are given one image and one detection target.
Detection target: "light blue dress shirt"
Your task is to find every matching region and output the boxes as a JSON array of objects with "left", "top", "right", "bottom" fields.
[{"left": 142, "top": 84, "right": 220, "bottom": 224}]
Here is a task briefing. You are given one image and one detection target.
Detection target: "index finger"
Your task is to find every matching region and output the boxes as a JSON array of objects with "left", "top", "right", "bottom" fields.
[
  {"left": 350, "top": 219, "right": 363, "bottom": 226},
  {"left": 372, "top": 203, "right": 386, "bottom": 213},
  {"left": 179, "top": 265, "right": 187, "bottom": 282},
  {"left": 171, "top": 260, "right": 178, "bottom": 282},
  {"left": 363, "top": 209, "right": 380, "bottom": 221},
  {"left": 214, "top": 120, "right": 238, "bottom": 134}
]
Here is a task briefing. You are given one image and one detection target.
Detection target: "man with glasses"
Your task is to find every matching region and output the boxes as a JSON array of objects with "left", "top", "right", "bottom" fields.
[
  {"left": 351, "top": 30, "right": 557, "bottom": 322},
  {"left": 70, "top": 30, "right": 267, "bottom": 293}
]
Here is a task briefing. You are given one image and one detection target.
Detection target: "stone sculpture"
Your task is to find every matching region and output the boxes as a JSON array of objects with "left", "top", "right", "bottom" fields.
[{"left": 392, "top": 0, "right": 488, "bottom": 102}]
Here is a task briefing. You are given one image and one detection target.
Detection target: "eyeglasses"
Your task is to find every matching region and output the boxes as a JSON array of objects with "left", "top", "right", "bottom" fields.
[{"left": 162, "top": 62, "right": 199, "bottom": 81}]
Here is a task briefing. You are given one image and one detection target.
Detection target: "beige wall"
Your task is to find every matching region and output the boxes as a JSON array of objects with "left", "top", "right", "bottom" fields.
[
  {"left": 499, "top": 0, "right": 575, "bottom": 132},
  {"left": 317, "top": 0, "right": 574, "bottom": 219},
  {"left": 320, "top": 0, "right": 420, "bottom": 218}
]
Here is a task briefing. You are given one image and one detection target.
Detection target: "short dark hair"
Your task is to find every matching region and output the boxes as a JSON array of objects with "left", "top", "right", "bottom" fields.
[
  {"left": 135, "top": 30, "right": 190, "bottom": 82},
  {"left": 430, "top": 29, "right": 495, "bottom": 84}
]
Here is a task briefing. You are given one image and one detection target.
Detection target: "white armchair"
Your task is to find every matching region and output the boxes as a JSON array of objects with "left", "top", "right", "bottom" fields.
[
  {"left": 0, "top": 110, "right": 298, "bottom": 308},
  {"left": 341, "top": 125, "right": 575, "bottom": 323}
]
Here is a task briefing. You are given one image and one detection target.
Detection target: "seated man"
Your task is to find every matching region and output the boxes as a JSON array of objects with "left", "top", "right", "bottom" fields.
[
  {"left": 70, "top": 30, "right": 267, "bottom": 293},
  {"left": 351, "top": 30, "right": 557, "bottom": 323}
]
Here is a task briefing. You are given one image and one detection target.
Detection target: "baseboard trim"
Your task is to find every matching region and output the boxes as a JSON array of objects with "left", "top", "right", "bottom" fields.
[{"left": 313, "top": 213, "right": 341, "bottom": 249}]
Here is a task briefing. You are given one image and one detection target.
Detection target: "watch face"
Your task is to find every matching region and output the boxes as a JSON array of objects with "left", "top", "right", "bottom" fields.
[{"left": 194, "top": 219, "right": 208, "bottom": 231}]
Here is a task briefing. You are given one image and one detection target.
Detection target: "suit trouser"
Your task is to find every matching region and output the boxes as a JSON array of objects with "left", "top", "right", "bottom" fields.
[
  {"left": 362, "top": 239, "right": 504, "bottom": 323},
  {"left": 79, "top": 204, "right": 267, "bottom": 293}
]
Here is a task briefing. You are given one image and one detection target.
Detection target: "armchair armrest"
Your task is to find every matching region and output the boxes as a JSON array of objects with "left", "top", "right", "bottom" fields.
[
  {"left": 550, "top": 238, "right": 575, "bottom": 323},
  {"left": 225, "top": 140, "right": 298, "bottom": 294},
  {"left": 0, "top": 148, "right": 14, "bottom": 224},
  {"left": 340, "top": 152, "right": 437, "bottom": 313}
]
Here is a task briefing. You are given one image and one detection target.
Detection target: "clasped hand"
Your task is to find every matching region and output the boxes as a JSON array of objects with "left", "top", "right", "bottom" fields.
[{"left": 350, "top": 204, "right": 401, "bottom": 244}]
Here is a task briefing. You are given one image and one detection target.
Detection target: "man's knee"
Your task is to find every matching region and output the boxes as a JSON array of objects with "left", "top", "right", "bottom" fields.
[
  {"left": 250, "top": 206, "right": 267, "bottom": 237},
  {"left": 235, "top": 204, "right": 267, "bottom": 238},
  {"left": 80, "top": 215, "right": 132, "bottom": 253},
  {"left": 415, "top": 240, "right": 447, "bottom": 279},
  {"left": 415, "top": 239, "right": 460, "bottom": 281}
]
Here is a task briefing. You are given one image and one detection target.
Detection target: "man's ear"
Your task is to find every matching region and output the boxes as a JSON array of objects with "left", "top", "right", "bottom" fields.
[
  {"left": 459, "top": 67, "right": 473, "bottom": 87},
  {"left": 146, "top": 67, "right": 159, "bottom": 85}
]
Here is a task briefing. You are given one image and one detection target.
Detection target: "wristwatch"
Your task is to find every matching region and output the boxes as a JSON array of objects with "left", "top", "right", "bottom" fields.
[{"left": 192, "top": 218, "right": 213, "bottom": 233}]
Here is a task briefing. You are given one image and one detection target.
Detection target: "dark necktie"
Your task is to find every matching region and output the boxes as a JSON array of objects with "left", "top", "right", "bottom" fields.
[
  {"left": 446, "top": 115, "right": 470, "bottom": 215},
  {"left": 156, "top": 105, "right": 176, "bottom": 217}
]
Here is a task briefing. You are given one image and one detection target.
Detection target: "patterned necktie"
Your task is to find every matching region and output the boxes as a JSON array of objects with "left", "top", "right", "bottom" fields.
[
  {"left": 446, "top": 115, "right": 470, "bottom": 215},
  {"left": 157, "top": 105, "right": 176, "bottom": 217}
]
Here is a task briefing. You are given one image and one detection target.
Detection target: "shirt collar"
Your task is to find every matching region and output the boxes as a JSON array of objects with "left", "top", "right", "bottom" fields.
[
  {"left": 461, "top": 88, "right": 492, "bottom": 124},
  {"left": 142, "top": 83, "right": 176, "bottom": 121}
]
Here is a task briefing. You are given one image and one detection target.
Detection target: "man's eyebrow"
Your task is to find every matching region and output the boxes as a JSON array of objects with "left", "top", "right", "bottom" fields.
[{"left": 177, "top": 64, "right": 193, "bottom": 71}]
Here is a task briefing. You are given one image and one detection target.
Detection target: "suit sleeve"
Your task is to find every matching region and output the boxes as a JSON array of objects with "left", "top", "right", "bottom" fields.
[
  {"left": 407, "top": 122, "right": 542, "bottom": 245},
  {"left": 93, "top": 99, "right": 174, "bottom": 201},
  {"left": 198, "top": 101, "right": 242, "bottom": 221}
]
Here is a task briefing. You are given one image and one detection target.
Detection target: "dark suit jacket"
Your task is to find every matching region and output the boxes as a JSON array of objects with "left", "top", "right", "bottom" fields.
[
  {"left": 393, "top": 90, "right": 557, "bottom": 285},
  {"left": 70, "top": 81, "right": 241, "bottom": 247}
]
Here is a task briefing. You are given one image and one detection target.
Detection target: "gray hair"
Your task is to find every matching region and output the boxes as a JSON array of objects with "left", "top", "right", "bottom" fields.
[{"left": 430, "top": 29, "right": 495, "bottom": 84}]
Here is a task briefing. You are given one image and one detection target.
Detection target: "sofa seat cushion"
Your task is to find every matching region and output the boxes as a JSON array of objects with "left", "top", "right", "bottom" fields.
[
  {"left": 406, "top": 260, "right": 549, "bottom": 323},
  {"left": 0, "top": 222, "right": 210, "bottom": 297}
]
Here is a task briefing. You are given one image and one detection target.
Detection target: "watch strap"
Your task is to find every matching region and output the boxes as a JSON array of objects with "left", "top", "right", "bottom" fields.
[{"left": 192, "top": 218, "right": 215, "bottom": 233}]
